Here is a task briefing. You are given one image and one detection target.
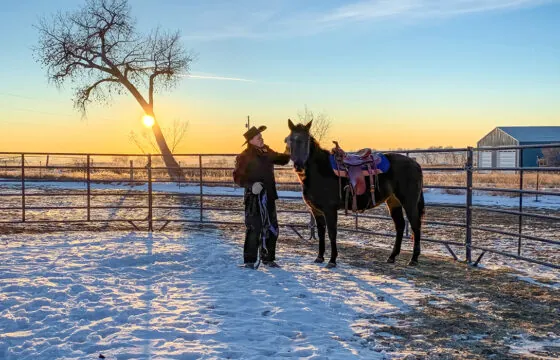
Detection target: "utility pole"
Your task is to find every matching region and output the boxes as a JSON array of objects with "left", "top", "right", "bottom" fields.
[{"left": 245, "top": 115, "right": 250, "bottom": 130}]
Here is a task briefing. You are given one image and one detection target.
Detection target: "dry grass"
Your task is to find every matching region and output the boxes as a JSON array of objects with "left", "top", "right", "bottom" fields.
[
  {"left": 425, "top": 172, "right": 560, "bottom": 189},
  {"left": 1, "top": 156, "right": 559, "bottom": 190},
  {"left": 3, "top": 168, "right": 559, "bottom": 194}
]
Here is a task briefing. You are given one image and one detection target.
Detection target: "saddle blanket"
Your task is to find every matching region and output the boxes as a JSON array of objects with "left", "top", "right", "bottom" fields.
[{"left": 329, "top": 152, "right": 390, "bottom": 177}]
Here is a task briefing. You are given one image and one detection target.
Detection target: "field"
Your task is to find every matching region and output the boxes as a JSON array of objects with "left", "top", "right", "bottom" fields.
[{"left": 1, "top": 154, "right": 559, "bottom": 359}]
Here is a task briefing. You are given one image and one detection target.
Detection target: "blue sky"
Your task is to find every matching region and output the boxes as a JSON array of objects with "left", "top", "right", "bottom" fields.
[{"left": 1, "top": 0, "right": 559, "bottom": 152}]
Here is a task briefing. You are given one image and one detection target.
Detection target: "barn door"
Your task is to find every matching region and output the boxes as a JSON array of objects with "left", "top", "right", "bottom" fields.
[
  {"left": 497, "top": 150, "right": 516, "bottom": 169},
  {"left": 479, "top": 151, "right": 492, "bottom": 169}
]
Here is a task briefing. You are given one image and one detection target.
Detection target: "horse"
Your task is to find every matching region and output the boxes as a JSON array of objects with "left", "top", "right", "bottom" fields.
[{"left": 285, "top": 119, "right": 425, "bottom": 268}]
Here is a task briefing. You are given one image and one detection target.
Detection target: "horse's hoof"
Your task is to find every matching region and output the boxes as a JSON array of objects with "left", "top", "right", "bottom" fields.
[
  {"left": 386, "top": 257, "right": 396, "bottom": 264},
  {"left": 407, "top": 260, "right": 418, "bottom": 266},
  {"left": 326, "top": 262, "right": 337, "bottom": 269},
  {"left": 314, "top": 257, "right": 324, "bottom": 263}
]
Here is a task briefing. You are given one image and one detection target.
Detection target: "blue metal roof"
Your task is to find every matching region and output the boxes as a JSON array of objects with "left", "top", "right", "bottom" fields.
[{"left": 498, "top": 126, "right": 560, "bottom": 143}]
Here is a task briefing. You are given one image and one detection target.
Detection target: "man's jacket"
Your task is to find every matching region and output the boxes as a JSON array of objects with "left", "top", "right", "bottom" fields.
[{"left": 233, "top": 145, "right": 290, "bottom": 201}]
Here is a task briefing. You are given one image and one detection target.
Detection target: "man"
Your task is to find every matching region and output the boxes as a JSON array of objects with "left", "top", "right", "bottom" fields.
[{"left": 233, "top": 125, "right": 291, "bottom": 269}]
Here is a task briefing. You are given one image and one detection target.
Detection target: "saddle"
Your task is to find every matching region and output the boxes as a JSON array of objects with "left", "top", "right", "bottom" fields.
[
  {"left": 331, "top": 141, "right": 383, "bottom": 214},
  {"left": 342, "top": 148, "right": 372, "bottom": 164}
]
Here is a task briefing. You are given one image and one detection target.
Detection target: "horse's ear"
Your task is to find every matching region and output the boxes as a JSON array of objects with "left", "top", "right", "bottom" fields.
[
  {"left": 305, "top": 120, "right": 313, "bottom": 131},
  {"left": 288, "top": 118, "right": 295, "bottom": 130}
]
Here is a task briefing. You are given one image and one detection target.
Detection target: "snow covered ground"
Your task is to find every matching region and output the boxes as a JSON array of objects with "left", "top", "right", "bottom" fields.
[
  {"left": 1, "top": 180, "right": 559, "bottom": 359},
  {"left": 0, "top": 230, "right": 429, "bottom": 359},
  {"left": 1, "top": 179, "right": 558, "bottom": 285}
]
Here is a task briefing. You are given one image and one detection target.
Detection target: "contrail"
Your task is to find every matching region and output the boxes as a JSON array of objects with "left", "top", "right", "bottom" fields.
[{"left": 180, "top": 74, "right": 256, "bottom": 82}]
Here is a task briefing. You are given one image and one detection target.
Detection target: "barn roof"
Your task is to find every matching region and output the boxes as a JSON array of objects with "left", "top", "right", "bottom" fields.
[{"left": 498, "top": 126, "right": 560, "bottom": 143}]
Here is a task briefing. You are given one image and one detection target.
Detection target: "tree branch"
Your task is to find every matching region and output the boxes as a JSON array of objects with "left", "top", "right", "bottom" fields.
[{"left": 75, "top": 77, "right": 120, "bottom": 113}]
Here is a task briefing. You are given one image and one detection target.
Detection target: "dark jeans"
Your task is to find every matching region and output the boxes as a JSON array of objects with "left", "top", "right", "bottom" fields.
[{"left": 243, "top": 193, "right": 279, "bottom": 263}]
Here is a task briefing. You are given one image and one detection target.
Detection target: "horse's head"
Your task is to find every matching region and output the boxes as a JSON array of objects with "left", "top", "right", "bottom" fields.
[{"left": 286, "top": 119, "right": 313, "bottom": 171}]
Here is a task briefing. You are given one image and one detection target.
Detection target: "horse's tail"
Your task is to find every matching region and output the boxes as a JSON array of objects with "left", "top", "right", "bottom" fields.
[{"left": 418, "top": 192, "right": 425, "bottom": 219}]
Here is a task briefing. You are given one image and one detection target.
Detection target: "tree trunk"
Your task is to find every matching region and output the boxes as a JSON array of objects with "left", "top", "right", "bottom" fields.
[
  {"left": 123, "top": 83, "right": 185, "bottom": 182},
  {"left": 150, "top": 116, "right": 185, "bottom": 182}
]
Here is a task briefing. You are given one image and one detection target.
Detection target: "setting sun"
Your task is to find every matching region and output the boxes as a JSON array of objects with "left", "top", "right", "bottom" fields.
[{"left": 142, "top": 115, "right": 155, "bottom": 128}]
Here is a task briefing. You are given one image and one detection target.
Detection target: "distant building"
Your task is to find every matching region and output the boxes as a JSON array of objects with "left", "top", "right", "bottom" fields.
[{"left": 476, "top": 126, "right": 560, "bottom": 168}]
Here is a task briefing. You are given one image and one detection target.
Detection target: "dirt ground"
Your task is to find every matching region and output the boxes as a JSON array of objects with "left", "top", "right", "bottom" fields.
[{"left": 217, "top": 222, "right": 560, "bottom": 360}]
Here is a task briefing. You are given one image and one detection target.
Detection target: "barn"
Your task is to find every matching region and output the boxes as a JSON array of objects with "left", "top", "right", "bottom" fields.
[{"left": 477, "top": 126, "right": 560, "bottom": 168}]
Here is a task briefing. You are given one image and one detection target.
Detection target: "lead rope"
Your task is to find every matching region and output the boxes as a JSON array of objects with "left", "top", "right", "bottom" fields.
[{"left": 255, "top": 191, "right": 277, "bottom": 269}]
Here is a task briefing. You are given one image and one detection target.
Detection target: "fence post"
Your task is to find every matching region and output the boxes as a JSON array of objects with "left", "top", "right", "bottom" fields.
[
  {"left": 405, "top": 151, "right": 410, "bottom": 237},
  {"left": 199, "top": 155, "right": 203, "bottom": 223},
  {"left": 535, "top": 169, "right": 539, "bottom": 202},
  {"left": 518, "top": 150, "right": 524, "bottom": 256},
  {"left": 21, "top": 154, "right": 25, "bottom": 223},
  {"left": 147, "top": 154, "right": 153, "bottom": 232},
  {"left": 87, "top": 155, "right": 91, "bottom": 221},
  {"left": 130, "top": 160, "right": 134, "bottom": 184},
  {"left": 465, "top": 147, "right": 473, "bottom": 263},
  {"left": 535, "top": 156, "right": 540, "bottom": 202}
]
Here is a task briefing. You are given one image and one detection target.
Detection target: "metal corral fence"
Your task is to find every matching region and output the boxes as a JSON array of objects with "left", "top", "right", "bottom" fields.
[{"left": 1, "top": 143, "right": 559, "bottom": 269}]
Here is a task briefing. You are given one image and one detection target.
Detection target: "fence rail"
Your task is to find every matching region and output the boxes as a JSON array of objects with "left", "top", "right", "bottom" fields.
[{"left": 1, "top": 142, "right": 559, "bottom": 270}]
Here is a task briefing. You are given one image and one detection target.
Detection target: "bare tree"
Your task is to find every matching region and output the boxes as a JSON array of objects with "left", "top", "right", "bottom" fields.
[
  {"left": 297, "top": 105, "right": 332, "bottom": 145},
  {"left": 130, "top": 119, "right": 189, "bottom": 154},
  {"left": 33, "top": 0, "right": 193, "bottom": 180}
]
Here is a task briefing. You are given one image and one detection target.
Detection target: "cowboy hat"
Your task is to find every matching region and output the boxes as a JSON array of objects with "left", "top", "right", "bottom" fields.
[{"left": 242, "top": 125, "right": 267, "bottom": 145}]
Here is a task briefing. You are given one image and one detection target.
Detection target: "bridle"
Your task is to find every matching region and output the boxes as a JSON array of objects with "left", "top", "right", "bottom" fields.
[{"left": 286, "top": 131, "right": 311, "bottom": 172}]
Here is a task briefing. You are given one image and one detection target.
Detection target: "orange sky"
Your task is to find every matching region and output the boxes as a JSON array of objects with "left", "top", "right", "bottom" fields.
[{"left": 2, "top": 92, "right": 558, "bottom": 155}]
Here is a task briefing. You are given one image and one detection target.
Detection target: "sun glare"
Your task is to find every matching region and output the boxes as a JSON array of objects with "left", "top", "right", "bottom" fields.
[{"left": 142, "top": 115, "right": 155, "bottom": 128}]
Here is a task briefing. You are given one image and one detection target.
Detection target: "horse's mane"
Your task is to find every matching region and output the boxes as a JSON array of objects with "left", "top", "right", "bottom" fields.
[{"left": 309, "top": 136, "right": 322, "bottom": 152}]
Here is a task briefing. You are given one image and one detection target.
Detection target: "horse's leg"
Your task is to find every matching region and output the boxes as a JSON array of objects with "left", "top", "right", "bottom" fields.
[
  {"left": 386, "top": 196, "right": 405, "bottom": 263},
  {"left": 325, "top": 209, "right": 338, "bottom": 268},
  {"left": 313, "top": 212, "right": 326, "bottom": 263},
  {"left": 403, "top": 202, "right": 422, "bottom": 266}
]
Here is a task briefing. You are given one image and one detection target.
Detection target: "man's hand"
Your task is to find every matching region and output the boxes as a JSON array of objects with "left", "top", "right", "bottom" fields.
[{"left": 251, "top": 182, "right": 264, "bottom": 195}]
